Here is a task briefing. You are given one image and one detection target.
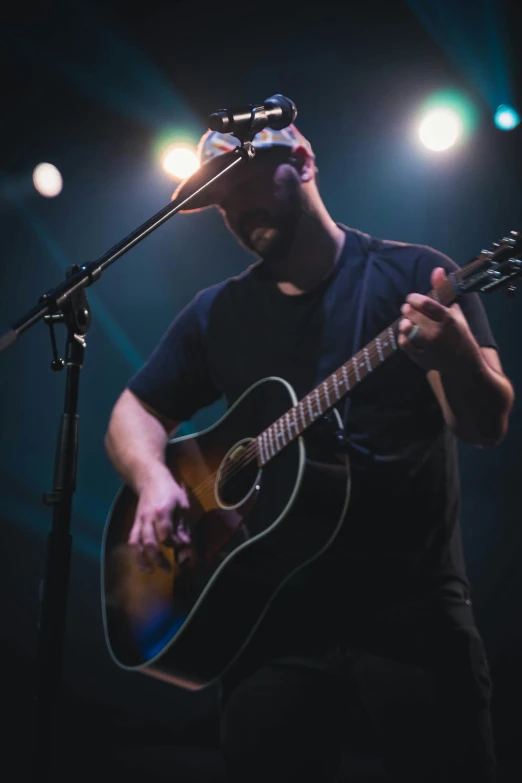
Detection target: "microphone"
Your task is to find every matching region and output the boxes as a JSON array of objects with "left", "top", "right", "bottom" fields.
[{"left": 207, "top": 94, "right": 297, "bottom": 136}]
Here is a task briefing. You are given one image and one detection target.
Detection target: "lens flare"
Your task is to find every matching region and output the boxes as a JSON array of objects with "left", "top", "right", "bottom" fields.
[
  {"left": 419, "top": 108, "right": 463, "bottom": 152},
  {"left": 494, "top": 105, "right": 520, "bottom": 131},
  {"left": 32, "top": 162, "right": 63, "bottom": 197},
  {"left": 162, "top": 146, "right": 199, "bottom": 179}
]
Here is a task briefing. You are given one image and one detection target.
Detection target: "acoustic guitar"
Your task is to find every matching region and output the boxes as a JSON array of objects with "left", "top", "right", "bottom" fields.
[{"left": 101, "top": 232, "right": 521, "bottom": 690}]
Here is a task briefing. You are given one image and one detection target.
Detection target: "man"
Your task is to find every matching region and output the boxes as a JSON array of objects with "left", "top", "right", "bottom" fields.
[{"left": 105, "top": 123, "right": 514, "bottom": 782}]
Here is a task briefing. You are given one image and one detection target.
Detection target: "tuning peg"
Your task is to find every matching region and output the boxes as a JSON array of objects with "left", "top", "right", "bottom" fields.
[{"left": 505, "top": 284, "right": 517, "bottom": 298}]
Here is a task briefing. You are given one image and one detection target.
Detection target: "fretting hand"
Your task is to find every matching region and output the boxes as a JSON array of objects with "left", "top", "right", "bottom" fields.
[{"left": 398, "top": 266, "right": 482, "bottom": 373}]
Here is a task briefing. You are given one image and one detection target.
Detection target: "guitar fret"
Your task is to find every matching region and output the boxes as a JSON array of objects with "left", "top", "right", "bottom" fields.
[
  {"left": 323, "top": 380, "right": 331, "bottom": 408},
  {"left": 267, "top": 428, "right": 275, "bottom": 458},
  {"left": 332, "top": 373, "right": 340, "bottom": 400},
  {"left": 274, "top": 422, "right": 285, "bottom": 451},
  {"left": 258, "top": 435, "right": 266, "bottom": 465},
  {"left": 283, "top": 412, "right": 290, "bottom": 440},
  {"left": 314, "top": 389, "right": 323, "bottom": 417},
  {"left": 262, "top": 430, "right": 269, "bottom": 460},
  {"left": 272, "top": 423, "right": 280, "bottom": 452},
  {"left": 279, "top": 418, "right": 287, "bottom": 448},
  {"left": 258, "top": 322, "right": 406, "bottom": 466},
  {"left": 290, "top": 408, "right": 300, "bottom": 436},
  {"left": 375, "top": 337, "right": 384, "bottom": 362}
]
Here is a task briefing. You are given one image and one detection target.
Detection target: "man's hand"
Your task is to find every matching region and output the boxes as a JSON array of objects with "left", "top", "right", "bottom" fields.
[
  {"left": 128, "top": 466, "right": 191, "bottom": 572},
  {"left": 398, "top": 266, "right": 482, "bottom": 373}
]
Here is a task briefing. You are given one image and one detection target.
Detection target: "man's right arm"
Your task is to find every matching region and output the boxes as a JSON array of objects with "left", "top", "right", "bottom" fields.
[
  {"left": 105, "top": 387, "right": 179, "bottom": 493},
  {"left": 105, "top": 388, "right": 189, "bottom": 571}
]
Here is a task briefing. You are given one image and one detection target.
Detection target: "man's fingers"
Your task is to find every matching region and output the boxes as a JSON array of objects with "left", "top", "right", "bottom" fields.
[
  {"left": 128, "top": 501, "right": 191, "bottom": 572},
  {"left": 128, "top": 515, "right": 142, "bottom": 547},
  {"left": 128, "top": 516, "right": 152, "bottom": 571},
  {"left": 178, "top": 485, "right": 191, "bottom": 510},
  {"left": 141, "top": 516, "right": 160, "bottom": 549},
  {"left": 400, "top": 306, "right": 448, "bottom": 342},
  {"left": 154, "top": 513, "right": 175, "bottom": 544},
  {"left": 404, "top": 294, "right": 447, "bottom": 322},
  {"left": 133, "top": 516, "right": 170, "bottom": 572},
  {"left": 175, "top": 519, "right": 192, "bottom": 544},
  {"left": 399, "top": 317, "right": 424, "bottom": 343},
  {"left": 431, "top": 266, "right": 447, "bottom": 289}
]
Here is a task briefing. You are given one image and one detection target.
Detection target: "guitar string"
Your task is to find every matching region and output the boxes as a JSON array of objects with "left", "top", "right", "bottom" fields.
[
  {"left": 190, "top": 276, "right": 457, "bottom": 502},
  {"left": 189, "top": 276, "right": 460, "bottom": 504},
  {"left": 189, "top": 319, "right": 398, "bottom": 504},
  {"left": 188, "top": 272, "right": 478, "bottom": 504},
  {"left": 175, "top": 249, "right": 516, "bottom": 512},
  {"left": 189, "top": 321, "right": 413, "bottom": 503},
  {"left": 194, "top": 244, "right": 516, "bottom": 503}
]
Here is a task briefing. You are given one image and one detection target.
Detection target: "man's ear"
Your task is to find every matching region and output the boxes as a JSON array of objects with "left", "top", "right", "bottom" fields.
[{"left": 289, "top": 145, "right": 316, "bottom": 182}]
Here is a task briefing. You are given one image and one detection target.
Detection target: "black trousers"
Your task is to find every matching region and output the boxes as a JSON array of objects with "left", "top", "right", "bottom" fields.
[{"left": 218, "top": 591, "right": 496, "bottom": 783}]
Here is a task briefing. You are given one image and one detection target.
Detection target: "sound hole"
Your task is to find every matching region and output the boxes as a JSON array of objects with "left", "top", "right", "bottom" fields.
[{"left": 217, "top": 438, "right": 261, "bottom": 509}]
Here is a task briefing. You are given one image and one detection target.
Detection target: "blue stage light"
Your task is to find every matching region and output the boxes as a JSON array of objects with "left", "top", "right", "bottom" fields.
[{"left": 494, "top": 105, "right": 520, "bottom": 131}]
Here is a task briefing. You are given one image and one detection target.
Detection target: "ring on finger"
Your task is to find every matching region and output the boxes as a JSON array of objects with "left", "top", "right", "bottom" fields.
[{"left": 409, "top": 324, "right": 421, "bottom": 344}]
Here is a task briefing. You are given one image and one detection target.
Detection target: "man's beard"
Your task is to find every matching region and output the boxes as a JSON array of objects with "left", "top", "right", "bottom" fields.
[{"left": 236, "top": 193, "right": 302, "bottom": 262}]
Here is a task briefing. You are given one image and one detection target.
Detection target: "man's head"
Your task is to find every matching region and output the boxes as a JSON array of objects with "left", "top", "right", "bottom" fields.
[{"left": 171, "top": 125, "right": 319, "bottom": 261}]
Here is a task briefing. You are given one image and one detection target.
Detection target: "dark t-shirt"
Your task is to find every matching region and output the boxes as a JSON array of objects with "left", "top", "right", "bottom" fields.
[{"left": 128, "top": 225, "right": 497, "bottom": 642}]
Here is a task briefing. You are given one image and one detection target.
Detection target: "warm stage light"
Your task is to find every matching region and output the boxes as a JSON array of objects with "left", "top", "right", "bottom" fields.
[
  {"left": 419, "top": 108, "right": 463, "bottom": 152},
  {"left": 162, "top": 146, "right": 199, "bottom": 180},
  {"left": 32, "top": 162, "right": 63, "bottom": 197},
  {"left": 494, "top": 105, "right": 520, "bottom": 131}
]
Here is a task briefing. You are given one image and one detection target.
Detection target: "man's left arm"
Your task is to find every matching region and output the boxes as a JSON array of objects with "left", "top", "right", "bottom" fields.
[{"left": 398, "top": 266, "right": 515, "bottom": 447}]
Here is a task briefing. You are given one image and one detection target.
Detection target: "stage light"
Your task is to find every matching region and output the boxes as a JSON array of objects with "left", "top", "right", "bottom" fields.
[
  {"left": 162, "top": 146, "right": 199, "bottom": 180},
  {"left": 32, "top": 163, "right": 63, "bottom": 197},
  {"left": 419, "top": 108, "right": 463, "bottom": 152},
  {"left": 494, "top": 105, "right": 520, "bottom": 131}
]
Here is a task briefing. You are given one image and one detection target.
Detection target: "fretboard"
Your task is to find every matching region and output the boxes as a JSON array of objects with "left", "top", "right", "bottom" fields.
[{"left": 256, "top": 279, "right": 455, "bottom": 467}]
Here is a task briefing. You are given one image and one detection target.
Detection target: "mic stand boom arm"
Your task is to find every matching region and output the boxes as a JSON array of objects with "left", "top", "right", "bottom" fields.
[
  {"left": 0, "top": 137, "right": 255, "bottom": 783},
  {"left": 0, "top": 144, "right": 254, "bottom": 352}
]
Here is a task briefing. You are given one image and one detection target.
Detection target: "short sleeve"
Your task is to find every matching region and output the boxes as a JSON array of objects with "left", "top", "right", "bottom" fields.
[
  {"left": 127, "top": 292, "right": 222, "bottom": 422},
  {"left": 413, "top": 245, "right": 498, "bottom": 351}
]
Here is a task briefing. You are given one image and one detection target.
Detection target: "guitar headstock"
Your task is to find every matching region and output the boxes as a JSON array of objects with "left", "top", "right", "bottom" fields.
[{"left": 456, "top": 231, "right": 522, "bottom": 297}]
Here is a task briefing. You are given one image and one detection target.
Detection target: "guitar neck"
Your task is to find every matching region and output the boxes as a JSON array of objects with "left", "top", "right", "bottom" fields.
[{"left": 256, "top": 266, "right": 469, "bottom": 467}]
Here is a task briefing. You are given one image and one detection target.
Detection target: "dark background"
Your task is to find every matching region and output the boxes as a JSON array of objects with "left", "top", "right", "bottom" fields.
[{"left": 1, "top": 0, "right": 521, "bottom": 780}]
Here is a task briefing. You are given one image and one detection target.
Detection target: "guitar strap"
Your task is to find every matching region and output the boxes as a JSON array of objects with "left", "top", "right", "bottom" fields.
[
  {"left": 340, "top": 234, "right": 380, "bottom": 462},
  {"left": 341, "top": 235, "right": 426, "bottom": 469}
]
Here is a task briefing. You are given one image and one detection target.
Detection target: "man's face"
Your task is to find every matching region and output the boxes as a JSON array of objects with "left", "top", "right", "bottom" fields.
[{"left": 215, "top": 147, "right": 305, "bottom": 261}]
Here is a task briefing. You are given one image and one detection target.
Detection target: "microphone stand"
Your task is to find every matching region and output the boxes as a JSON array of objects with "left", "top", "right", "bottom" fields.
[{"left": 0, "top": 132, "right": 257, "bottom": 782}]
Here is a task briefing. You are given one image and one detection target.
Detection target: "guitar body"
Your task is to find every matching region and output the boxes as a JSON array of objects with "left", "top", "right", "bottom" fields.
[
  {"left": 101, "top": 231, "right": 522, "bottom": 689},
  {"left": 101, "top": 377, "right": 350, "bottom": 690}
]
